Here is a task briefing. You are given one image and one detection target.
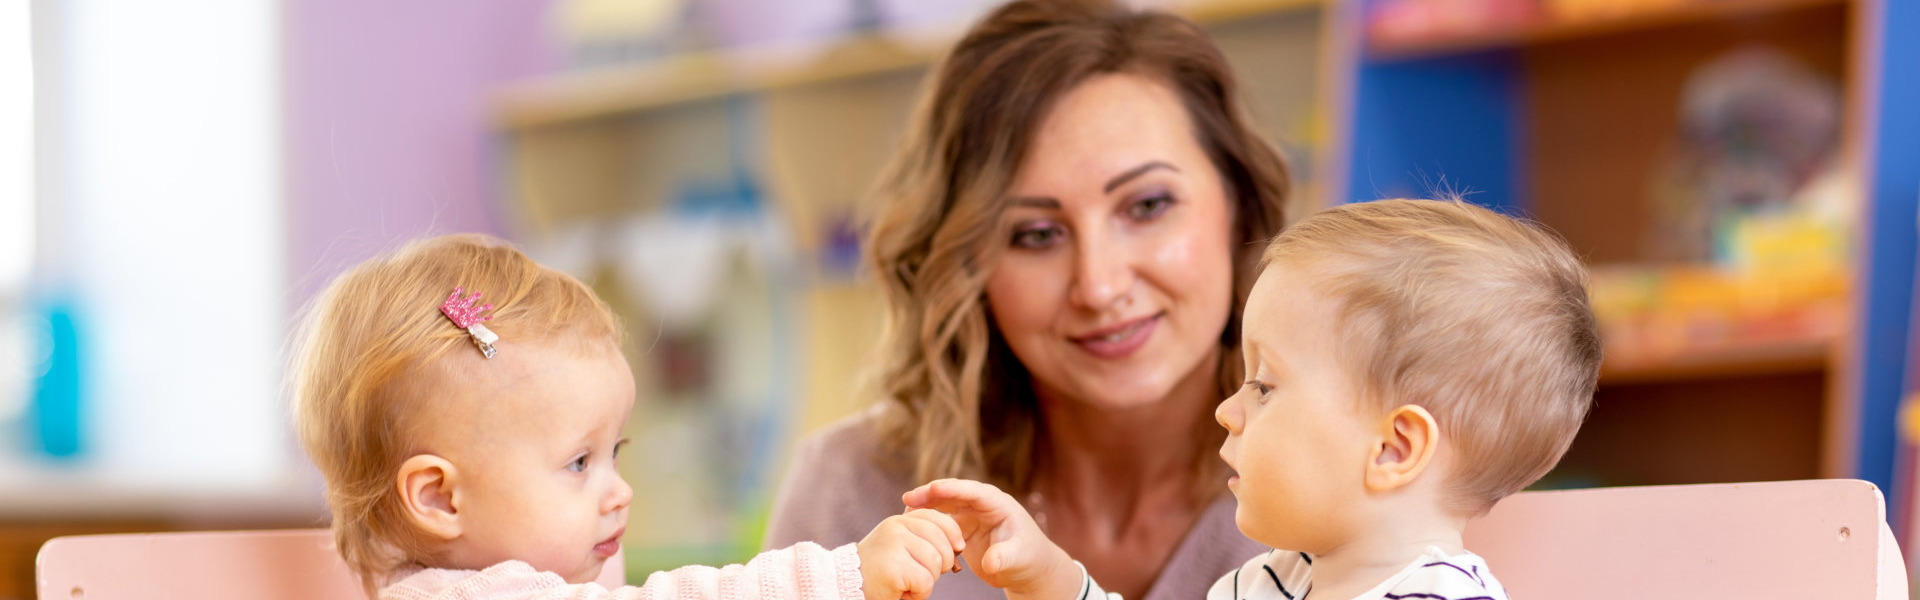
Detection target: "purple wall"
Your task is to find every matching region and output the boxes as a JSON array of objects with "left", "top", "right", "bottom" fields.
[{"left": 284, "top": 0, "right": 562, "bottom": 301}]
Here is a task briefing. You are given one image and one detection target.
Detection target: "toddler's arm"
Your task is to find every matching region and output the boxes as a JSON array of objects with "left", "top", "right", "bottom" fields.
[
  {"left": 385, "top": 511, "right": 961, "bottom": 600},
  {"left": 903, "top": 479, "right": 1092, "bottom": 600},
  {"left": 382, "top": 542, "right": 865, "bottom": 600}
]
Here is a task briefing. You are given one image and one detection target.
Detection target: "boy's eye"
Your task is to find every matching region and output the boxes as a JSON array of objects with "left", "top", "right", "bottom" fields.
[
  {"left": 567, "top": 454, "right": 589, "bottom": 473},
  {"left": 613, "top": 439, "right": 630, "bottom": 461},
  {"left": 1243, "top": 380, "right": 1273, "bottom": 398}
]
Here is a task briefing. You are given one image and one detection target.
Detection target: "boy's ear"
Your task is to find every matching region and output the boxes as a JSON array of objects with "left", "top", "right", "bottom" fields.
[
  {"left": 398, "top": 454, "right": 463, "bottom": 541},
  {"left": 1365, "top": 404, "right": 1439, "bottom": 492}
]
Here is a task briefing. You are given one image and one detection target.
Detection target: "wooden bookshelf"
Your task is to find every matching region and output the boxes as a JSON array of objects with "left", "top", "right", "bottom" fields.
[
  {"left": 1599, "top": 337, "right": 1832, "bottom": 385},
  {"left": 492, "top": 0, "right": 1325, "bottom": 129}
]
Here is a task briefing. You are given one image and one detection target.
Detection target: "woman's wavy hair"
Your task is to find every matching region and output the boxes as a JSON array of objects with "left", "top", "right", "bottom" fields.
[{"left": 865, "top": 0, "right": 1290, "bottom": 497}]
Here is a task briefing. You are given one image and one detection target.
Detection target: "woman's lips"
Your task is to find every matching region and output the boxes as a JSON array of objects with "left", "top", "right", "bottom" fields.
[{"left": 1070, "top": 313, "right": 1162, "bottom": 359}]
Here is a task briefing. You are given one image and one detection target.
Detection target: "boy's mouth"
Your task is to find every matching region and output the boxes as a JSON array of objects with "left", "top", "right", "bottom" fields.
[{"left": 1220, "top": 451, "right": 1239, "bottom": 488}]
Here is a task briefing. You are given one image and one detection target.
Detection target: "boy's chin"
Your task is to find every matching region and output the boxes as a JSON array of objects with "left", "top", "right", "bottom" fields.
[{"left": 1233, "top": 511, "right": 1290, "bottom": 550}]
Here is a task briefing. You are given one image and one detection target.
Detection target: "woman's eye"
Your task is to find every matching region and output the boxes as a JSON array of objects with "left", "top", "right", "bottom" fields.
[
  {"left": 1010, "top": 223, "right": 1065, "bottom": 249},
  {"left": 567, "top": 454, "right": 589, "bottom": 473},
  {"left": 1126, "top": 193, "right": 1176, "bottom": 220}
]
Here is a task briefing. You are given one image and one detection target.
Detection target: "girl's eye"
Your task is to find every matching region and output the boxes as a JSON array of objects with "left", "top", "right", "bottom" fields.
[
  {"left": 1010, "top": 222, "right": 1065, "bottom": 249},
  {"left": 1126, "top": 193, "right": 1176, "bottom": 221},
  {"left": 612, "top": 439, "right": 630, "bottom": 461},
  {"left": 567, "top": 454, "right": 589, "bottom": 473}
]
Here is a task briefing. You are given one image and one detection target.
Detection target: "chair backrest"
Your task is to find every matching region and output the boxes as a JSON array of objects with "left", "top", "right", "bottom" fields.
[
  {"left": 1464, "top": 479, "right": 1906, "bottom": 599},
  {"left": 36, "top": 528, "right": 627, "bottom": 600}
]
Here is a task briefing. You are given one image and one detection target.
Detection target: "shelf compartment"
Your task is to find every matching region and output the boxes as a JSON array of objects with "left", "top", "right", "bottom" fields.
[{"left": 493, "top": 0, "right": 1324, "bottom": 129}]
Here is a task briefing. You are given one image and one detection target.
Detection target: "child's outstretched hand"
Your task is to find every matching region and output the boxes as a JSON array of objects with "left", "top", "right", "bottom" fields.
[
  {"left": 858, "top": 508, "right": 965, "bottom": 600},
  {"left": 903, "top": 479, "right": 1079, "bottom": 600}
]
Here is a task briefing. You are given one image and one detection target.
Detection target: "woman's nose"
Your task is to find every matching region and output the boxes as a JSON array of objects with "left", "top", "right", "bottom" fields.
[{"left": 1069, "top": 226, "right": 1135, "bottom": 310}]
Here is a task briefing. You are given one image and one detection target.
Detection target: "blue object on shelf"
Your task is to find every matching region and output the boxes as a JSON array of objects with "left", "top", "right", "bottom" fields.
[{"left": 29, "top": 299, "right": 85, "bottom": 459}]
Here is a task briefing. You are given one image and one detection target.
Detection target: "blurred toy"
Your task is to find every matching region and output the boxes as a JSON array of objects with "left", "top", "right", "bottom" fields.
[{"left": 1647, "top": 46, "right": 1844, "bottom": 263}]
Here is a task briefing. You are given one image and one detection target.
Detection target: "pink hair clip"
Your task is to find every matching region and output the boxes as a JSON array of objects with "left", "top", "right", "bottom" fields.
[{"left": 441, "top": 287, "right": 500, "bottom": 359}]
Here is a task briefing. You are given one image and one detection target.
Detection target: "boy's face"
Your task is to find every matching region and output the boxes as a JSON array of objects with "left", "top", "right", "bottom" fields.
[
  {"left": 1216, "top": 261, "right": 1378, "bottom": 553},
  {"left": 427, "top": 339, "right": 636, "bottom": 583}
]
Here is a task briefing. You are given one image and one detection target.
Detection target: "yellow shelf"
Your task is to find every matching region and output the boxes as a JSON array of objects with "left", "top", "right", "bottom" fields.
[
  {"left": 1366, "top": 0, "right": 1846, "bottom": 61},
  {"left": 1586, "top": 261, "right": 1848, "bottom": 385},
  {"left": 1598, "top": 336, "right": 1833, "bottom": 385},
  {"left": 493, "top": 0, "right": 1324, "bottom": 129}
]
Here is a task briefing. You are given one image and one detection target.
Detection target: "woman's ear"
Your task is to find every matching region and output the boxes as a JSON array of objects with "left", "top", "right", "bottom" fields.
[
  {"left": 398, "top": 454, "right": 463, "bottom": 541},
  {"left": 1365, "top": 404, "right": 1439, "bottom": 492}
]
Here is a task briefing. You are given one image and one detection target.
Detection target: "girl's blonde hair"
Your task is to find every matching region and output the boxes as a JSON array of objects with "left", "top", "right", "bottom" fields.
[
  {"left": 1261, "top": 199, "right": 1600, "bottom": 515},
  {"left": 866, "top": 0, "right": 1289, "bottom": 497},
  {"left": 289, "top": 234, "right": 622, "bottom": 590}
]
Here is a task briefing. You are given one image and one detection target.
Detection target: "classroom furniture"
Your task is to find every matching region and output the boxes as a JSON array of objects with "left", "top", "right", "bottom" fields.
[
  {"left": 1464, "top": 479, "right": 1905, "bottom": 599},
  {"left": 1323, "top": 0, "right": 1919, "bottom": 500}
]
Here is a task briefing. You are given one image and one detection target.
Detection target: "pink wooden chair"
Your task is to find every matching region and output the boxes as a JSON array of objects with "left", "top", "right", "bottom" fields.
[
  {"left": 36, "top": 528, "right": 627, "bottom": 600},
  {"left": 1464, "top": 479, "right": 1907, "bottom": 599}
]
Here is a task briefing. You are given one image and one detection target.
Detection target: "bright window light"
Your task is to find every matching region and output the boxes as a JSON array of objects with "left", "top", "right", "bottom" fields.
[{"left": 0, "top": 1, "right": 29, "bottom": 290}]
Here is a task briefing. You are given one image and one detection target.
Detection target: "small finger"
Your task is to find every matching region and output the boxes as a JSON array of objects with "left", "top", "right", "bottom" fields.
[
  {"left": 902, "top": 533, "right": 947, "bottom": 576},
  {"left": 904, "top": 508, "right": 967, "bottom": 553}
]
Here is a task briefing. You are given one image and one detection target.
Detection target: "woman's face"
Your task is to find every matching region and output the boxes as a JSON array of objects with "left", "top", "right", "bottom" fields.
[{"left": 985, "top": 72, "right": 1237, "bottom": 410}]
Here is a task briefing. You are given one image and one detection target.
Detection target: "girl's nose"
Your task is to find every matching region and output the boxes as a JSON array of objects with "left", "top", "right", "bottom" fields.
[{"left": 604, "top": 473, "right": 634, "bottom": 514}]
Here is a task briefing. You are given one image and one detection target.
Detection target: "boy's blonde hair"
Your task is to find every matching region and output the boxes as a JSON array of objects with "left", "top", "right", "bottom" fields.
[
  {"left": 290, "top": 234, "right": 622, "bottom": 589},
  {"left": 1261, "top": 199, "right": 1600, "bottom": 515}
]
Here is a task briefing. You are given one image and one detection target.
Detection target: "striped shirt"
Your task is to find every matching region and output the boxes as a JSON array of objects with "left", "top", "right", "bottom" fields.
[{"left": 1193, "top": 547, "right": 1509, "bottom": 600}]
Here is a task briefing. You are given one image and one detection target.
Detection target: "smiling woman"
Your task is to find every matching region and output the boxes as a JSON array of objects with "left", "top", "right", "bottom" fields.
[{"left": 764, "top": 2, "right": 1291, "bottom": 599}]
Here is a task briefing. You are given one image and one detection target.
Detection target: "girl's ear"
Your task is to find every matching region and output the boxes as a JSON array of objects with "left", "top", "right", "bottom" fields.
[
  {"left": 398, "top": 454, "right": 463, "bottom": 540},
  {"left": 1365, "top": 404, "right": 1439, "bottom": 492}
]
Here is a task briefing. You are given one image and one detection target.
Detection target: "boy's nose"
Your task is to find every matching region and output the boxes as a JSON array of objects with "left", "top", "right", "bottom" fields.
[{"left": 1215, "top": 394, "right": 1242, "bottom": 432}]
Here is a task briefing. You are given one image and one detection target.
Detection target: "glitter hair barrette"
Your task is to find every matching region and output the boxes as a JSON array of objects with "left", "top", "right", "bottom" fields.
[{"left": 441, "top": 287, "right": 500, "bottom": 359}]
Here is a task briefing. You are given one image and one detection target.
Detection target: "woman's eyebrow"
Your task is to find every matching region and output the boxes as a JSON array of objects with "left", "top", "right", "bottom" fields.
[
  {"left": 1009, "top": 196, "right": 1061, "bottom": 209},
  {"left": 1004, "top": 160, "right": 1178, "bottom": 208},
  {"left": 1103, "top": 161, "right": 1178, "bottom": 193}
]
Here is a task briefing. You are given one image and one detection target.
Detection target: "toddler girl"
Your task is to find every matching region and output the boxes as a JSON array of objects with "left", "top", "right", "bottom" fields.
[{"left": 292, "top": 234, "right": 962, "bottom": 600}]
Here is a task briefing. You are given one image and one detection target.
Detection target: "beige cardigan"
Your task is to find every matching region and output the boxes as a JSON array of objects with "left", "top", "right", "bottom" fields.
[{"left": 764, "top": 409, "right": 1267, "bottom": 600}]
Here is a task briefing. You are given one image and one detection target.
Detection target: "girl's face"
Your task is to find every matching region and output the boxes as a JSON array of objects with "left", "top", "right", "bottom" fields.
[
  {"left": 985, "top": 72, "right": 1237, "bottom": 411},
  {"left": 425, "top": 338, "right": 636, "bottom": 583}
]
